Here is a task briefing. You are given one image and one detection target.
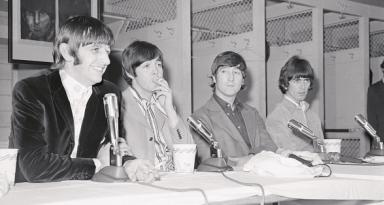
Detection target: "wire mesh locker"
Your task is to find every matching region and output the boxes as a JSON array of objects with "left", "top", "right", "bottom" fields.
[
  {"left": 266, "top": 10, "right": 312, "bottom": 47},
  {"left": 104, "top": 0, "right": 177, "bottom": 32},
  {"left": 192, "top": 0, "right": 253, "bottom": 43},
  {"left": 370, "top": 30, "right": 384, "bottom": 58},
  {"left": 324, "top": 19, "right": 359, "bottom": 53}
]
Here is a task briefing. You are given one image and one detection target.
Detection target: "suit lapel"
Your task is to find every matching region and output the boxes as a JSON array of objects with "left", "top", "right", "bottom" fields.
[
  {"left": 50, "top": 71, "right": 74, "bottom": 136},
  {"left": 207, "top": 97, "right": 249, "bottom": 150},
  {"left": 241, "top": 106, "right": 256, "bottom": 149},
  {"left": 123, "top": 88, "right": 149, "bottom": 127},
  {"left": 79, "top": 89, "right": 99, "bottom": 141}
]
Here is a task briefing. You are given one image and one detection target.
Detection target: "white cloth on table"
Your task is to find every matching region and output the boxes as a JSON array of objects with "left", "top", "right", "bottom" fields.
[{"left": 243, "top": 151, "right": 323, "bottom": 178}]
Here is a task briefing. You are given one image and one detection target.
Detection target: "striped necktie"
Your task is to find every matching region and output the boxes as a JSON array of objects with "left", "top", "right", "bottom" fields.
[{"left": 143, "top": 100, "right": 174, "bottom": 171}]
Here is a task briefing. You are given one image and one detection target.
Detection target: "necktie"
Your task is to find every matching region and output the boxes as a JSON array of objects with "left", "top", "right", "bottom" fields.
[{"left": 143, "top": 100, "right": 174, "bottom": 171}]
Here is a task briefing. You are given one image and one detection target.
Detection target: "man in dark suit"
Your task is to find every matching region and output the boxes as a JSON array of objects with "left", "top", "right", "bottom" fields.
[
  {"left": 191, "top": 51, "right": 277, "bottom": 168},
  {"left": 9, "top": 16, "right": 157, "bottom": 183},
  {"left": 367, "top": 60, "right": 384, "bottom": 142}
]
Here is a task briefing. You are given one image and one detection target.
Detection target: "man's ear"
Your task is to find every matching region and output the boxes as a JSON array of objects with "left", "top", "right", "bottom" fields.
[
  {"left": 125, "top": 71, "right": 135, "bottom": 79},
  {"left": 211, "top": 75, "right": 216, "bottom": 83},
  {"left": 59, "top": 43, "right": 74, "bottom": 63}
]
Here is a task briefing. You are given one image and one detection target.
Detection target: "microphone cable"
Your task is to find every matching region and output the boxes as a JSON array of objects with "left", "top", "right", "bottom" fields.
[
  {"left": 137, "top": 181, "right": 209, "bottom": 205},
  {"left": 220, "top": 171, "right": 265, "bottom": 205}
]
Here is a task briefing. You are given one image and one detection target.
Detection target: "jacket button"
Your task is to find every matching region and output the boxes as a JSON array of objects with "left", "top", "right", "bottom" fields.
[{"left": 149, "top": 137, "right": 153, "bottom": 141}]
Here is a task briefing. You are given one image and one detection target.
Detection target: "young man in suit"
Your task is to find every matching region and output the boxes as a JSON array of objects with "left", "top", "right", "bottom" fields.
[
  {"left": 191, "top": 51, "right": 277, "bottom": 168},
  {"left": 121, "top": 41, "right": 193, "bottom": 171},
  {"left": 9, "top": 16, "right": 157, "bottom": 183}
]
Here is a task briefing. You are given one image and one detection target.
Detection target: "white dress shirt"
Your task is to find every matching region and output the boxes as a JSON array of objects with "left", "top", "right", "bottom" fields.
[{"left": 59, "top": 70, "right": 92, "bottom": 158}]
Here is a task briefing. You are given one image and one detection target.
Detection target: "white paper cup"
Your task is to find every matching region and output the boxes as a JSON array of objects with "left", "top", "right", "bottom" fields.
[
  {"left": 0, "top": 149, "right": 18, "bottom": 186},
  {"left": 172, "top": 144, "right": 196, "bottom": 173},
  {"left": 324, "top": 139, "right": 342, "bottom": 153}
]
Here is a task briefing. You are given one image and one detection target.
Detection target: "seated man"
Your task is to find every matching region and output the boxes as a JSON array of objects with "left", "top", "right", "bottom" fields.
[
  {"left": 9, "top": 16, "right": 157, "bottom": 183},
  {"left": 367, "top": 59, "right": 384, "bottom": 142},
  {"left": 266, "top": 55, "right": 324, "bottom": 152},
  {"left": 121, "top": 41, "right": 193, "bottom": 171},
  {"left": 191, "top": 51, "right": 277, "bottom": 168}
]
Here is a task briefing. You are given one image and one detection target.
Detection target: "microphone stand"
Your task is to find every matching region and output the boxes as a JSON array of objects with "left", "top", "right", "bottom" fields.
[
  {"left": 187, "top": 117, "right": 232, "bottom": 172},
  {"left": 354, "top": 114, "right": 384, "bottom": 156},
  {"left": 92, "top": 94, "right": 129, "bottom": 182}
]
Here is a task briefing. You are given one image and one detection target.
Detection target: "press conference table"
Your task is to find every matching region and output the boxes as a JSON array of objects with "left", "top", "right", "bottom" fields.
[{"left": 1, "top": 164, "right": 384, "bottom": 205}]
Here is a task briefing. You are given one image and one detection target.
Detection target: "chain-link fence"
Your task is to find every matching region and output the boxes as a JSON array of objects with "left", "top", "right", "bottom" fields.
[
  {"left": 324, "top": 20, "right": 359, "bottom": 53},
  {"left": 192, "top": 0, "right": 253, "bottom": 43},
  {"left": 105, "top": 0, "right": 177, "bottom": 31},
  {"left": 266, "top": 10, "right": 312, "bottom": 47},
  {"left": 370, "top": 30, "right": 384, "bottom": 57}
]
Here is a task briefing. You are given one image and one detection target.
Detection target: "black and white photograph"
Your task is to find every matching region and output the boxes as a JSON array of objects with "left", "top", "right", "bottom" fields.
[
  {"left": 9, "top": 0, "right": 98, "bottom": 64},
  {"left": 1, "top": 0, "right": 384, "bottom": 204}
]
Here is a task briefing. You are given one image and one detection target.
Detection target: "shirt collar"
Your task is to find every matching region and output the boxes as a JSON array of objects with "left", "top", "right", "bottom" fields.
[
  {"left": 128, "top": 87, "right": 166, "bottom": 115},
  {"left": 213, "top": 94, "right": 241, "bottom": 111},
  {"left": 284, "top": 95, "right": 308, "bottom": 111},
  {"left": 60, "top": 70, "right": 92, "bottom": 99}
]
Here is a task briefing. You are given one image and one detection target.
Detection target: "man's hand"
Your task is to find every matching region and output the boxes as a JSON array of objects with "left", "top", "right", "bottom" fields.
[
  {"left": 153, "top": 78, "right": 179, "bottom": 128},
  {"left": 123, "top": 159, "right": 160, "bottom": 183}
]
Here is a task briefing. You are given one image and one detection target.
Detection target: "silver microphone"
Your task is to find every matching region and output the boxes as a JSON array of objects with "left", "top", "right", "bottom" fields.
[
  {"left": 187, "top": 116, "right": 214, "bottom": 145},
  {"left": 288, "top": 119, "right": 316, "bottom": 141},
  {"left": 103, "top": 93, "right": 122, "bottom": 166},
  {"left": 354, "top": 114, "right": 380, "bottom": 141}
]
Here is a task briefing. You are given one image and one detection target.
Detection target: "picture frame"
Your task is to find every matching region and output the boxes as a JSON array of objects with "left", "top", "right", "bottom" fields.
[{"left": 9, "top": 0, "right": 100, "bottom": 65}]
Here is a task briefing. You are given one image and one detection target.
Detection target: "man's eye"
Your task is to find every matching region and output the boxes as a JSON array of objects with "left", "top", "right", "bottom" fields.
[{"left": 234, "top": 70, "right": 241, "bottom": 75}]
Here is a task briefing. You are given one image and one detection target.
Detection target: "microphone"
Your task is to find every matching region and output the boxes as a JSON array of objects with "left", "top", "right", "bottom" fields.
[
  {"left": 354, "top": 114, "right": 380, "bottom": 141},
  {"left": 287, "top": 119, "right": 316, "bottom": 141},
  {"left": 288, "top": 119, "right": 325, "bottom": 153},
  {"left": 92, "top": 93, "right": 129, "bottom": 182},
  {"left": 354, "top": 114, "right": 384, "bottom": 156},
  {"left": 103, "top": 93, "right": 122, "bottom": 166},
  {"left": 187, "top": 116, "right": 232, "bottom": 172},
  {"left": 187, "top": 117, "right": 214, "bottom": 145}
]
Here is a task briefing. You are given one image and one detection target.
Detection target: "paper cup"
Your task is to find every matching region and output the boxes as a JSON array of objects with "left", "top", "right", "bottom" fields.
[
  {"left": 172, "top": 144, "right": 196, "bottom": 173},
  {"left": 324, "top": 139, "right": 342, "bottom": 153},
  {"left": 0, "top": 149, "right": 18, "bottom": 186}
]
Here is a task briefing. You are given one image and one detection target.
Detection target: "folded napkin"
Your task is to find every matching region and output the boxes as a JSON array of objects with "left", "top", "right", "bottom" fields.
[{"left": 243, "top": 151, "right": 324, "bottom": 178}]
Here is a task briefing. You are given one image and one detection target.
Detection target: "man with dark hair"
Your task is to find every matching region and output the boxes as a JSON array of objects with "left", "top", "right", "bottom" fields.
[
  {"left": 120, "top": 40, "right": 193, "bottom": 172},
  {"left": 9, "top": 16, "right": 157, "bottom": 183},
  {"left": 191, "top": 51, "right": 277, "bottom": 168},
  {"left": 367, "top": 59, "right": 384, "bottom": 142},
  {"left": 266, "top": 55, "right": 324, "bottom": 152},
  {"left": 20, "top": 0, "right": 55, "bottom": 42}
]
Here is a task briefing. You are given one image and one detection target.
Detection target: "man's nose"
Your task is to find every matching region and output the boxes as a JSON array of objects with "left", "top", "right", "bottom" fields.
[
  {"left": 34, "top": 11, "right": 40, "bottom": 24},
  {"left": 100, "top": 51, "right": 110, "bottom": 65},
  {"left": 228, "top": 72, "right": 235, "bottom": 81}
]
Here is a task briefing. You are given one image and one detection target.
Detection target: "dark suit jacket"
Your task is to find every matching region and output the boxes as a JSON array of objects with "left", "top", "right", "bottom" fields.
[
  {"left": 192, "top": 97, "right": 277, "bottom": 163},
  {"left": 367, "top": 80, "right": 384, "bottom": 141},
  {"left": 9, "top": 70, "right": 121, "bottom": 182}
]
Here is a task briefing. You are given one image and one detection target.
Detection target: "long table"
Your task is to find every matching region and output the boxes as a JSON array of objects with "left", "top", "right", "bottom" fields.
[{"left": 1, "top": 164, "right": 384, "bottom": 205}]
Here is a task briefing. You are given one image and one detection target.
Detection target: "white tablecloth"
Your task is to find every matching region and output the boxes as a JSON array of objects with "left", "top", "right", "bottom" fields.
[{"left": 1, "top": 164, "right": 384, "bottom": 205}]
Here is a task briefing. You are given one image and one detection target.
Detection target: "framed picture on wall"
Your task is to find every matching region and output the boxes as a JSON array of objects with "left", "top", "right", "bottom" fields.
[{"left": 9, "top": 0, "right": 99, "bottom": 65}]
